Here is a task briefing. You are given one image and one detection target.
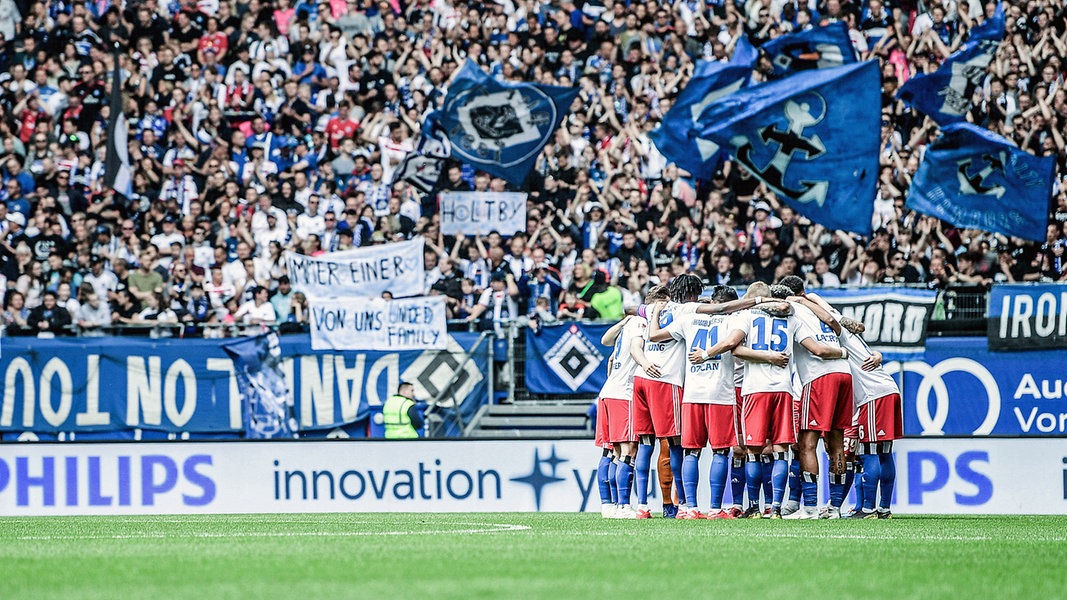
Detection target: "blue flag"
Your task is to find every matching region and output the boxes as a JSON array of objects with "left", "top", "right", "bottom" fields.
[
  {"left": 696, "top": 61, "right": 880, "bottom": 234},
  {"left": 650, "top": 61, "right": 752, "bottom": 178},
  {"left": 760, "top": 22, "right": 857, "bottom": 78},
  {"left": 970, "top": 1, "right": 1005, "bottom": 42},
  {"left": 392, "top": 111, "right": 450, "bottom": 193},
  {"left": 439, "top": 60, "right": 579, "bottom": 185},
  {"left": 898, "top": 3, "right": 1003, "bottom": 124},
  {"left": 906, "top": 122, "right": 1054, "bottom": 242},
  {"left": 730, "top": 34, "right": 758, "bottom": 67},
  {"left": 221, "top": 332, "right": 296, "bottom": 439}
]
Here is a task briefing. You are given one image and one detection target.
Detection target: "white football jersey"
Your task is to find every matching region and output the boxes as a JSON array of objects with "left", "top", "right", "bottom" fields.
[
  {"left": 730, "top": 309, "right": 811, "bottom": 396},
  {"left": 830, "top": 310, "right": 900, "bottom": 408},
  {"left": 790, "top": 301, "right": 851, "bottom": 385},
  {"left": 599, "top": 317, "right": 646, "bottom": 401},
  {"left": 664, "top": 312, "right": 737, "bottom": 405},
  {"left": 634, "top": 301, "right": 698, "bottom": 387}
]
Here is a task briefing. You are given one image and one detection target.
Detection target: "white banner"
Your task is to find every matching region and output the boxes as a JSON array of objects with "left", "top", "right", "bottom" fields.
[
  {"left": 285, "top": 239, "right": 425, "bottom": 298},
  {"left": 440, "top": 192, "right": 527, "bottom": 236},
  {"left": 0, "top": 438, "right": 1063, "bottom": 515},
  {"left": 309, "top": 296, "right": 447, "bottom": 351}
]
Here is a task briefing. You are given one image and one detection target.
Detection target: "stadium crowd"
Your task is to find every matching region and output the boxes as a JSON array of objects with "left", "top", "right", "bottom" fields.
[{"left": 1, "top": 0, "right": 1066, "bottom": 337}]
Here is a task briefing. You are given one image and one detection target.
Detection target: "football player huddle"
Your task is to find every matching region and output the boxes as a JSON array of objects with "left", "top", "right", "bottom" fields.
[{"left": 594, "top": 275, "right": 902, "bottom": 520}]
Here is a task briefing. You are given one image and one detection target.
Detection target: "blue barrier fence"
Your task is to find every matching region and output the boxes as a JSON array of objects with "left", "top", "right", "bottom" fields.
[{"left": 0, "top": 333, "right": 488, "bottom": 441}]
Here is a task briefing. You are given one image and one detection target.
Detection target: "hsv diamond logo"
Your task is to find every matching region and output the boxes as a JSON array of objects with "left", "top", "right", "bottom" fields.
[
  {"left": 510, "top": 446, "right": 568, "bottom": 510},
  {"left": 402, "top": 336, "right": 484, "bottom": 408},
  {"left": 543, "top": 324, "right": 604, "bottom": 391}
]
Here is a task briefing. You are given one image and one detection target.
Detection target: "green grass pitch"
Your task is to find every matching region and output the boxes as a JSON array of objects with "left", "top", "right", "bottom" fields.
[{"left": 4, "top": 514, "right": 1067, "bottom": 599}]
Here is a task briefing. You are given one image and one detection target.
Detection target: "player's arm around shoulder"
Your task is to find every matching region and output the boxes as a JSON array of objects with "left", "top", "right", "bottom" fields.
[
  {"left": 600, "top": 315, "right": 631, "bottom": 346},
  {"left": 647, "top": 301, "right": 673, "bottom": 342},
  {"left": 733, "top": 346, "right": 789, "bottom": 368}
]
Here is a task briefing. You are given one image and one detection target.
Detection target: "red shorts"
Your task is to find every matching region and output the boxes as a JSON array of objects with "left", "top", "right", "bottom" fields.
[
  {"left": 603, "top": 397, "right": 635, "bottom": 443},
  {"left": 681, "top": 403, "right": 738, "bottom": 450},
  {"left": 799, "top": 372, "right": 853, "bottom": 432},
  {"left": 856, "top": 393, "right": 903, "bottom": 442},
  {"left": 632, "top": 378, "right": 682, "bottom": 438},
  {"left": 595, "top": 398, "right": 609, "bottom": 448},
  {"left": 739, "top": 392, "right": 796, "bottom": 447}
]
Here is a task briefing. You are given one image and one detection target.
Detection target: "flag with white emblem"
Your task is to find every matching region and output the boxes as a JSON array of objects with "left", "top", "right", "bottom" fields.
[
  {"left": 906, "top": 122, "right": 1054, "bottom": 241},
  {"left": 391, "top": 111, "right": 450, "bottom": 194},
  {"left": 695, "top": 60, "right": 880, "bottom": 234},
  {"left": 650, "top": 60, "right": 753, "bottom": 179},
  {"left": 439, "top": 61, "right": 579, "bottom": 185},
  {"left": 897, "top": 3, "right": 1004, "bottom": 124},
  {"left": 760, "top": 22, "right": 858, "bottom": 79}
]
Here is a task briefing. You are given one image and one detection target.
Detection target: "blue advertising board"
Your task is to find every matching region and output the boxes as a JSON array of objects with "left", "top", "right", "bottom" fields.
[
  {"left": 899, "top": 337, "right": 1067, "bottom": 436},
  {"left": 0, "top": 333, "right": 487, "bottom": 439}
]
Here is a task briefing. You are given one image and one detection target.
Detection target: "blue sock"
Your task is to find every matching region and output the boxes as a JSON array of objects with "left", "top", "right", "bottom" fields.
[
  {"left": 879, "top": 452, "right": 896, "bottom": 510},
  {"left": 616, "top": 458, "right": 634, "bottom": 506},
  {"left": 597, "top": 455, "right": 612, "bottom": 504},
  {"left": 829, "top": 472, "right": 847, "bottom": 508},
  {"left": 771, "top": 456, "right": 788, "bottom": 508},
  {"left": 730, "top": 455, "right": 746, "bottom": 506},
  {"left": 635, "top": 443, "right": 654, "bottom": 505},
  {"left": 761, "top": 455, "right": 772, "bottom": 505},
  {"left": 861, "top": 454, "right": 881, "bottom": 511},
  {"left": 669, "top": 445, "right": 685, "bottom": 506},
  {"left": 787, "top": 458, "right": 801, "bottom": 503},
  {"left": 709, "top": 452, "right": 729, "bottom": 510},
  {"left": 842, "top": 462, "right": 856, "bottom": 506},
  {"left": 745, "top": 455, "right": 762, "bottom": 509},
  {"left": 801, "top": 471, "right": 818, "bottom": 508},
  {"left": 607, "top": 459, "right": 618, "bottom": 504},
  {"left": 682, "top": 452, "right": 700, "bottom": 508},
  {"left": 852, "top": 465, "right": 865, "bottom": 512}
]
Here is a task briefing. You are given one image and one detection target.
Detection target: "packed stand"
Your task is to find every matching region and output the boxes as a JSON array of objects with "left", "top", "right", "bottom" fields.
[{"left": 0, "top": 0, "right": 1065, "bottom": 337}]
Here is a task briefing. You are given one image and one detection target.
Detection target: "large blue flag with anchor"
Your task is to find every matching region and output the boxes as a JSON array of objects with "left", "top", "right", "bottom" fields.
[
  {"left": 906, "top": 122, "right": 1054, "bottom": 241},
  {"left": 898, "top": 3, "right": 1004, "bottom": 124},
  {"left": 695, "top": 60, "right": 880, "bottom": 234},
  {"left": 439, "top": 60, "right": 579, "bottom": 185},
  {"left": 650, "top": 61, "right": 753, "bottom": 179}
]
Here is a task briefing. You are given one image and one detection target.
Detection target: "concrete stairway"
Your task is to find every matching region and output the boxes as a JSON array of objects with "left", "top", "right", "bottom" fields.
[{"left": 468, "top": 402, "right": 595, "bottom": 438}]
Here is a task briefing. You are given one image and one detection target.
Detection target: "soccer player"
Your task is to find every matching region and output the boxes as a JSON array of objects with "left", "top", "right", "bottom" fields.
[
  {"left": 598, "top": 286, "right": 670, "bottom": 518},
  {"left": 775, "top": 276, "right": 854, "bottom": 520},
  {"left": 595, "top": 314, "right": 634, "bottom": 518},
  {"left": 668, "top": 285, "right": 789, "bottom": 519},
  {"left": 701, "top": 282, "right": 848, "bottom": 518},
  {"left": 632, "top": 274, "right": 764, "bottom": 519},
  {"left": 798, "top": 294, "right": 902, "bottom": 519}
]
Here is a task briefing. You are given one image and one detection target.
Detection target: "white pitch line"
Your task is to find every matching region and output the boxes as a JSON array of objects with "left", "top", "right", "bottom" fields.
[{"left": 15, "top": 523, "right": 531, "bottom": 541}]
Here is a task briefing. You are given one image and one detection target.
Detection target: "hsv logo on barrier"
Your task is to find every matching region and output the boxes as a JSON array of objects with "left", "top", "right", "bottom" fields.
[{"left": 543, "top": 325, "right": 604, "bottom": 391}]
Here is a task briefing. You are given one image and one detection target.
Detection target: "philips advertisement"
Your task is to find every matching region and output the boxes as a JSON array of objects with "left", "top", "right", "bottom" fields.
[
  {"left": 0, "top": 334, "right": 487, "bottom": 439},
  {"left": 898, "top": 337, "right": 1067, "bottom": 436},
  {"left": 0, "top": 438, "right": 1062, "bottom": 516},
  {"left": 987, "top": 283, "right": 1067, "bottom": 351}
]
